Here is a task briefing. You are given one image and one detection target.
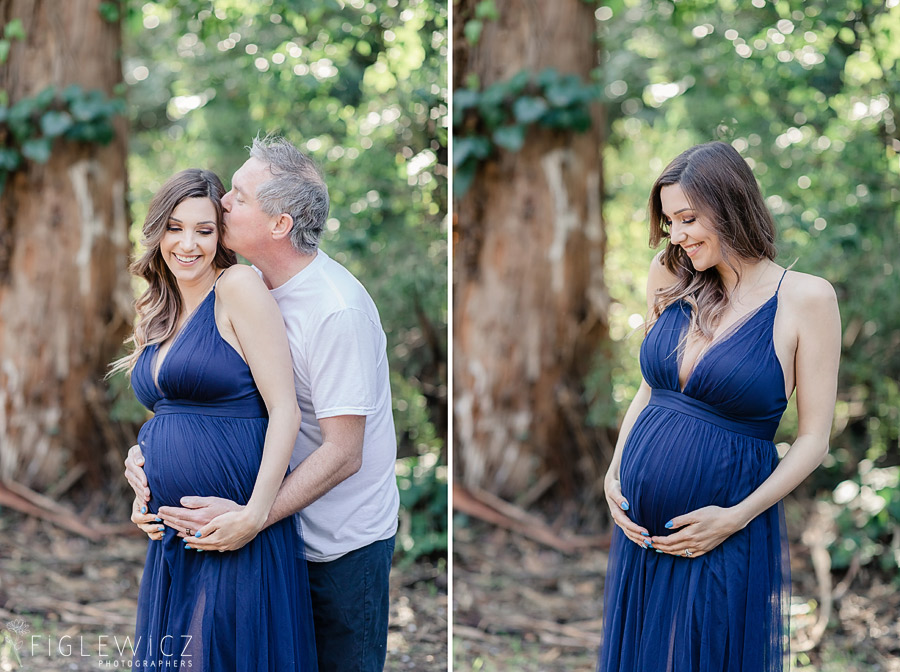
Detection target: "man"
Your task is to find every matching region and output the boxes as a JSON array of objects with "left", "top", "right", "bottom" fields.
[{"left": 126, "top": 135, "right": 400, "bottom": 672}]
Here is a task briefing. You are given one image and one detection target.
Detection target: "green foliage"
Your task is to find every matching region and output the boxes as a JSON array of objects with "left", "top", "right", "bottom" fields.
[
  {"left": 828, "top": 461, "right": 900, "bottom": 578},
  {"left": 122, "top": 0, "right": 447, "bottom": 563},
  {"left": 0, "top": 85, "right": 124, "bottom": 192},
  {"left": 463, "top": 0, "right": 499, "bottom": 46},
  {"left": 0, "top": 18, "right": 26, "bottom": 64},
  {"left": 596, "top": 0, "right": 900, "bottom": 576},
  {"left": 453, "top": 69, "right": 602, "bottom": 194},
  {"left": 396, "top": 453, "right": 448, "bottom": 567},
  {"left": 99, "top": 1, "right": 122, "bottom": 23}
]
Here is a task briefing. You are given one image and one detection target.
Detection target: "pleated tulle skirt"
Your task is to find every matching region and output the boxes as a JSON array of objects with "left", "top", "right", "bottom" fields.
[
  {"left": 134, "top": 412, "right": 317, "bottom": 672},
  {"left": 598, "top": 406, "right": 790, "bottom": 672}
]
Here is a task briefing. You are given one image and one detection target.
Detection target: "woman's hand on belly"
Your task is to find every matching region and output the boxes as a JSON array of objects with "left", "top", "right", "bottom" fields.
[
  {"left": 131, "top": 497, "right": 164, "bottom": 541},
  {"left": 649, "top": 505, "right": 744, "bottom": 558},
  {"left": 605, "top": 475, "right": 651, "bottom": 550}
]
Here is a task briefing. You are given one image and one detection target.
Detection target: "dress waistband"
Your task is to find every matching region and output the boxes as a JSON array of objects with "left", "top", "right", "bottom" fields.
[
  {"left": 648, "top": 388, "right": 777, "bottom": 441},
  {"left": 152, "top": 398, "right": 268, "bottom": 419}
]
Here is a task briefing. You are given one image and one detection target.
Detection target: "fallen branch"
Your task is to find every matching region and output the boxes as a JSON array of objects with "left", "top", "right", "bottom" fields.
[
  {"left": 0, "top": 482, "right": 101, "bottom": 542},
  {"left": 0, "top": 481, "right": 142, "bottom": 540},
  {"left": 454, "top": 484, "right": 578, "bottom": 553},
  {"left": 454, "top": 484, "right": 609, "bottom": 553}
]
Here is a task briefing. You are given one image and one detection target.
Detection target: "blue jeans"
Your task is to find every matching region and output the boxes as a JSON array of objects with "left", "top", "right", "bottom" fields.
[{"left": 307, "top": 536, "right": 395, "bottom": 672}]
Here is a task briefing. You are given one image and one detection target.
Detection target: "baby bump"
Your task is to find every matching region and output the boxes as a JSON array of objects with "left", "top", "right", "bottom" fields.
[
  {"left": 618, "top": 407, "right": 767, "bottom": 535},
  {"left": 138, "top": 414, "right": 267, "bottom": 510}
]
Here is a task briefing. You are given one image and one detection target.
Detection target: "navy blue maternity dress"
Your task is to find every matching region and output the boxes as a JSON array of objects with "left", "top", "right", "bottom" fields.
[
  {"left": 599, "top": 271, "right": 791, "bottom": 671},
  {"left": 131, "top": 288, "right": 317, "bottom": 671}
]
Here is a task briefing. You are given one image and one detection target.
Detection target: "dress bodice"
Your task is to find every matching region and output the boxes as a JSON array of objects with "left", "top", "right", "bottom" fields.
[
  {"left": 132, "top": 290, "right": 267, "bottom": 419},
  {"left": 639, "top": 284, "right": 789, "bottom": 441}
]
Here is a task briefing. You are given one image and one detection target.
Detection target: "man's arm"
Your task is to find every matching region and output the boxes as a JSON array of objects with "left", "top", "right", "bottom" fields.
[
  {"left": 266, "top": 414, "right": 365, "bottom": 525},
  {"left": 158, "top": 414, "right": 365, "bottom": 547}
]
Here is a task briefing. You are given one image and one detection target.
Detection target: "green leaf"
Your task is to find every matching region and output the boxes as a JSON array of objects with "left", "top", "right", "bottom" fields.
[
  {"left": 4, "top": 18, "right": 25, "bottom": 40},
  {"left": 506, "top": 70, "right": 531, "bottom": 95},
  {"left": 464, "top": 19, "right": 483, "bottom": 45},
  {"left": 33, "top": 86, "right": 56, "bottom": 109},
  {"left": 453, "top": 162, "right": 477, "bottom": 198},
  {"left": 453, "top": 135, "right": 491, "bottom": 168},
  {"left": 21, "top": 137, "right": 52, "bottom": 163},
  {"left": 7, "top": 98, "right": 37, "bottom": 140},
  {"left": 453, "top": 88, "right": 480, "bottom": 127},
  {"left": 536, "top": 67, "right": 561, "bottom": 89},
  {"left": 477, "top": 84, "right": 509, "bottom": 129},
  {"left": 41, "top": 110, "right": 73, "bottom": 137},
  {"left": 545, "top": 75, "right": 587, "bottom": 107},
  {"left": 492, "top": 124, "right": 526, "bottom": 152},
  {"left": 0, "top": 148, "right": 21, "bottom": 171},
  {"left": 474, "top": 0, "right": 499, "bottom": 21},
  {"left": 0, "top": 40, "right": 9, "bottom": 65},
  {"left": 61, "top": 84, "right": 84, "bottom": 104},
  {"left": 454, "top": 88, "right": 480, "bottom": 112},
  {"left": 70, "top": 95, "right": 107, "bottom": 122},
  {"left": 98, "top": 1, "right": 120, "bottom": 22},
  {"left": 513, "top": 96, "right": 548, "bottom": 124}
]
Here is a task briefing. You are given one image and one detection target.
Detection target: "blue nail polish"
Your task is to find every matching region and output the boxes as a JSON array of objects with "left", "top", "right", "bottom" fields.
[
  {"left": 197, "top": 549, "right": 203, "bottom": 553},
  {"left": 195, "top": 531, "right": 202, "bottom": 538},
  {"left": 157, "top": 525, "right": 165, "bottom": 531},
  {"left": 154, "top": 517, "right": 162, "bottom": 522},
  {"left": 620, "top": 501, "right": 630, "bottom": 511},
  {"left": 665, "top": 521, "right": 673, "bottom": 529},
  {"left": 640, "top": 531, "right": 649, "bottom": 536},
  {"left": 141, "top": 506, "right": 147, "bottom": 514},
  {"left": 643, "top": 540, "right": 653, "bottom": 548},
  {"left": 184, "top": 544, "right": 190, "bottom": 550},
  {"left": 655, "top": 549, "right": 662, "bottom": 553}
]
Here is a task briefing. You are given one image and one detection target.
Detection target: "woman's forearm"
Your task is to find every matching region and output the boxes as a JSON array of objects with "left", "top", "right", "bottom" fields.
[{"left": 244, "top": 403, "right": 302, "bottom": 522}]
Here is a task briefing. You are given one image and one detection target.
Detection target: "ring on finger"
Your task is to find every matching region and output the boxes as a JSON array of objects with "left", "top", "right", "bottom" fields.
[{"left": 683, "top": 548, "right": 693, "bottom": 557}]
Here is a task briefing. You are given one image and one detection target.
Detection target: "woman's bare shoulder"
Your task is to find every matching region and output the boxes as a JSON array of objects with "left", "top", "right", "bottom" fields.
[
  {"left": 648, "top": 250, "right": 674, "bottom": 279},
  {"left": 646, "top": 251, "right": 678, "bottom": 305},
  {"left": 215, "top": 264, "right": 272, "bottom": 310},
  {"left": 779, "top": 269, "right": 838, "bottom": 317}
]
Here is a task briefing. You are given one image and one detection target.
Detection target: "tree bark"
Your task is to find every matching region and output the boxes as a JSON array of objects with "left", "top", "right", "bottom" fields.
[
  {"left": 454, "top": 1, "right": 612, "bottom": 504},
  {"left": 0, "top": 0, "right": 134, "bottom": 491}
]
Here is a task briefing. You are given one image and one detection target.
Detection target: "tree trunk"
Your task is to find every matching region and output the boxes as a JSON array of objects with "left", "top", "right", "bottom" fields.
[
  {"left": 0, "top": 0, "right": 134, "bottom": 492},
  {"left": 453, "top": 0, "right": 612, "bottom": 505}
]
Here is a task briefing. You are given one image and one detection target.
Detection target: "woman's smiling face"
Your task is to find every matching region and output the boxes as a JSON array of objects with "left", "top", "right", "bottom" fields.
[
  {"left": 659, "top": 183, "right": 722, "bottom": 272},
  {"left": 160, "top": 197, "right": 220, "bottom": 287}
]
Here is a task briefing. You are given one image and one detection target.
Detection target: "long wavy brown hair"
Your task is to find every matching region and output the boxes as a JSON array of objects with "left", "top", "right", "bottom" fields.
[
  {"left": 647, "top": 141, "right": 777, "bottom": 339},
  {"left": 110, "top": 169, "right": 236, "bottom": 376}
]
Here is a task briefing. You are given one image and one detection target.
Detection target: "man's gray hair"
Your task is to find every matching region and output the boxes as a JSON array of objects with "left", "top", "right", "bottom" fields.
[{"left": 250, "top": 134, "right": 330, "bottom": 255}]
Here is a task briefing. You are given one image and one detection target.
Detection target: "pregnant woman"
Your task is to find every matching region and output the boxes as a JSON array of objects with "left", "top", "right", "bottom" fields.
[
  {"left": 599, "top": 142, "right": 840, "bottom": 671},
  {"left": 111, "top": 169, "right": 316, "bottom": 671}
]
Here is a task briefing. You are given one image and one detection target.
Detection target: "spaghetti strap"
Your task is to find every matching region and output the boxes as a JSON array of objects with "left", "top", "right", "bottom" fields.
[
  {"left": 775, "top": 268, "right": 788, "bottom": 296},
  {"left": 212, "top": 269, "right": 227, "bottom": 289}
]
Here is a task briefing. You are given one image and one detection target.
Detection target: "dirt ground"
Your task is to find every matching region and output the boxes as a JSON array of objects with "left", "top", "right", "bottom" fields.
[
  {"left": 0, "top": 510, "right": 447, "bottom": 671},
  {"left": 453, "top": 495, "right": 900, "bottom": 672}
]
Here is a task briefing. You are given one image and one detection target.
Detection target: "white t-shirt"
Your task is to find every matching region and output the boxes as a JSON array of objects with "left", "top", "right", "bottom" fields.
[{"left": 267, "top": 250, "right": 400, "bottom": 562}]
